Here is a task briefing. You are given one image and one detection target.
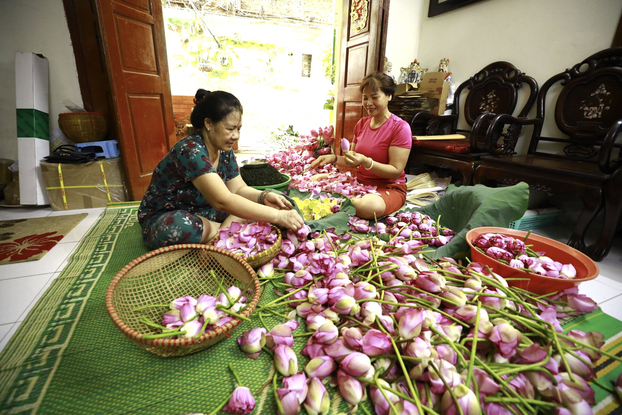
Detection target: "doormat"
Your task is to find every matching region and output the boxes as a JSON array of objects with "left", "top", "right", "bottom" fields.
[{"left": 0, "top": 213, "right": 88, "bottom": 264}]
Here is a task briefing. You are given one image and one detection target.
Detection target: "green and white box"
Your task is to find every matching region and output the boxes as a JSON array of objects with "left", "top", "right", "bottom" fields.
[{"left": 16, "top": 52, "right": 50, "bottom": 205}]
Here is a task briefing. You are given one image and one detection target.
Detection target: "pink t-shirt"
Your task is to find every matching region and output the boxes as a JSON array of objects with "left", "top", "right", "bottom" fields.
[{"left": 352, "top": 114, "right": 412, "bottom": 186}]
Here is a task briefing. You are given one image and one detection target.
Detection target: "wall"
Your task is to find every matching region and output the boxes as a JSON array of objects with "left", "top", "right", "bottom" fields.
[
  {"left": 0, "top": 0, "right": 82, "bottom": 162},
  {"left": 385, "top": 0, "right": 424, "bottom": 79},
  {"left": 414, "top": 0, "right": 622, "bottom": 143}
]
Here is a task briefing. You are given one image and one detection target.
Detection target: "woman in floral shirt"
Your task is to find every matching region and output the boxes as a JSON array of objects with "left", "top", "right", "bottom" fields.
[{"left": 138, "top": 89, "right": 303, "bottom": 249}]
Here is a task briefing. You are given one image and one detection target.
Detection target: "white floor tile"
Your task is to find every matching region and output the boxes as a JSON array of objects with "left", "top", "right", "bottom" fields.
[
  {"left": 50, "top": 208, "right": 105, "bottom": 243},
  {"left": 0, "top": 241, "right": 78, "bottom": 281},
  {"left": 0, "top": 273, "right": 54, "bottom": 325},
  {"left": 0, "top": 322, "right": 18, "bottom": 354},
  {"left": 0, "top": 206, "right": 53, "bottom": 220},
  {"left": 578, "top": 278, "right": 622, "bottom": 304},
  {"left": 599, "top": 294, "right": 622, "bottom": 321},
  {"left": 16, "top": 271, "right": 60, "bottom": 323}
]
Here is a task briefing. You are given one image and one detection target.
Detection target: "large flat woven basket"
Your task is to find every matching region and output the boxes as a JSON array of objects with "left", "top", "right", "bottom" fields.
[
  {"left": 105, "top": 244, "right": 260, "bottom": 357},
  {"left": 209, "top": 224, "right": 282, "bottom": 269}
]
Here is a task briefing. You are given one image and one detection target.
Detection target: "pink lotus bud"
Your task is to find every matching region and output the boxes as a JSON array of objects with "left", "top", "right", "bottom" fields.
[
  {"left": 404, "top": 337, "right": 436, "bottom": 360},
  {"left": 370, "top": 378, "right": 399, "bottom": 415},
  {"left": 312, "top": 321, "right": 339, "bottom": 345},
  {"left": 323, "top": 338, "right": 355, "bottom": 362},
  {"left": 340, "top": 352, "right": 371, "bottom": 377},
  {"left": 390, "top": 400, "right": 420, "bottom": 415},
  {"left": 441, "top": 286, "right": 467, "bottom": 307},
  {"left": 508, "top": 373, "right": 534, "bottom": 399},
  {"left": 485, "top": 246, "right": 513, "bottom": 262},
  {"left": 362, "top": 329, "right": 393, "bottom": 356},
  {"left": 237, "top": 327, "right": 267, "bottom": 359},
  {"left": 436, "top": 344, "right": 458, "bottom": 365},
  {"left": 162, "top": 309, "right": 181, "bottom": 326},
  {"left": 398, "top": 308, "right": 427, "bottom": 340},
  {"left": 558, "top": 372, "right": 595, "bottom": 405},
  {"left": 415, "top": 271, "right": 446, "bottom": 293},
  {"left": 438, "top": 324, "right": 463, "bottom": 343},
  {"left": 429, "top": 360, "right": 462, "bottom": 395},
  {"left": 468, "top": 367, "right": 500, "bottom": 396},
  {"left": 227, "top": 286, "right": 242, "bottom": 302},
  {"left": 180, "top": 303, "right": 197, "bottom": 323},
  {"left": 440, "top": 384, "right": 481, "bottom": 415},
  {"left": 337, "top": 370, "right": 366, "bottom": 405},
  {"left": 195, "top": 294, "right": 216, "bottom": 314},
  {"left": 224, "top": 386, "right": 255, "bottom": 414},
  {"left": 558, "top": 350, "right": 595, "bottom": 381},
  {"left": 566, "top": 330, "right": 604, "bottom": 361},
  {"left": 473, "top": 234, "right": 491, "bottom": 249},
  {"left": 180, "top": 320, "right": 203, "bottom": 338},
  {"left": 306, "top": 314, "right": 327, "bottom": 332},
  {"left": 296, "top": 302, "right": 314, "bottom": 318},
  {"left": 566, "top": 293, "right": 597, "bottom": 314},
  {"left": 489, "top": 323, "right": 522, "bottom": 358},
  {"left": 304, "top": 377, "right": 330, "bottom": 415},
  {"left": 305, "top": 355, "right": 337, "bottom": 378},
  {"left": 454, "top": 305, "right": 489, "bottom": 324},
  {"left": 341, "top": 327, "right": 364, "bottom": 350},
  {"left": 328, "top": 272, "right": 351, "bottom": 289},
  {"left": 509, "top": 258, "right": 525, "bottom": 269},
  {"left": 274, "top": 344, "right": 298, "bottom": 376},
  {"left": 332, "top": 295, "right": 360, "bottom": 316},
  {"left": 308, "top": 286, "right": 329, "bottom": 305},
  {"left": 395, "top": 264, "right": 416, "bottom": 282},
  {"left": 257, "top": 262, "right": 274, "bottom": 278},
  {"left": 353, "top": 281, "right": 377, "bottom": 300},
  {"left": 560, "top": 263, "right": 577, "bottom": 279},
  {"left": 505, "top": 238, "right": 526, "bottom": 255},
  {"left": 276, "top": 373, "right": 308, "bottom": 415},
  {"left": 321, "top": 308, "right": 341, "bottom": 323},
  {"left": 559, "top": 388, "right": 593, "bottom": 414},
  {"left": 464, "top": 278, "right": 482, "bottom": 292},
  {"left": 170, "top": 295, "right": 197, "bottom": 310},
  {"left": 302, "top": 338, "right": 325, "bottom": 359},
  {"left": 341, "top": 138, "right": 350, "bottom": 152},
  {"left": 266, "top": 323, "right": 295, "bottom": 350}
]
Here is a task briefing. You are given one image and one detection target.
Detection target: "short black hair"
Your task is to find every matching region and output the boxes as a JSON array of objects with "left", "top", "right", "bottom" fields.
[
  {"left": 190, "top": 89, "right": 243, "bottom": 129},
  {"left": 359, "top": 72, "right": 397, "bottom": 98}
]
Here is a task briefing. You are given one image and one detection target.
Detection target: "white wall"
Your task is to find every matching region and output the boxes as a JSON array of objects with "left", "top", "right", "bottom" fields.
[
  {"left": 414, "top": 0, "right": 622, "bottom": 141},
  {"left": 0, "top": 0, "right": 83, "bottom": 162},
  {"left": 385, "top": 0, "right": 425, "bottom": 79}
]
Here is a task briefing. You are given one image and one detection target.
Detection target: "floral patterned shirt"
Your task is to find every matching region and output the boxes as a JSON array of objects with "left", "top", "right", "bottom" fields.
[{"left": 138, "top": 133, "right": 240, "bottom": 225}]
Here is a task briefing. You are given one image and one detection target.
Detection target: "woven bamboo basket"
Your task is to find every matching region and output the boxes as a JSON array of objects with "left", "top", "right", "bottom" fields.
[
  {"left": 58, "top": 112, "right": 109, "bottom": 143},
  {"left": 105, "top": 244, "right": 260, "bottom": 357},
  {"left": 209, "top": 225, "right": 282, "bottom": 269}
]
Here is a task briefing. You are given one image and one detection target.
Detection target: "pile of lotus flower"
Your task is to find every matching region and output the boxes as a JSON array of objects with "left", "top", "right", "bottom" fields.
[
  {"left": 473, "top": 232, "right": 578, "bottom": 279},
  {"left": 212, "top": 222, "right": 279, "bottom": 258},
  {"left": 265, "top": 125, "right": 379, "bottom": 199},
  {"left": 232, "top": 224, "right": 615, "bottom": 415},
  {"left": 348, "top": 211, "right": 455, "bottom": 248},
  {"left": 134, "top": 285, "right": 249, "bottom": 340}
]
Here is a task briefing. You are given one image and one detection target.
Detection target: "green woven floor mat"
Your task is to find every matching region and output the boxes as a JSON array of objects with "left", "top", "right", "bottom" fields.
[
  {"left": 0, "top": 207, "right": 366, "bottom": 414},
  {"left": 0, "top": 206, "right": 620, "bottom": 414}
]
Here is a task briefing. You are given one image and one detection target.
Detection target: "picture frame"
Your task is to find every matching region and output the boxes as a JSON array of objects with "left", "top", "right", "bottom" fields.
[{"left": 428, "top": 0, "right": 487, "bottom": 18}]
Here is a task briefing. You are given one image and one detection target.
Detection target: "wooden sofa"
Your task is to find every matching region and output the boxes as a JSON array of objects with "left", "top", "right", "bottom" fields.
[
  {"left": 473, "top": 47, "right": 622, "bottom": 261},
  {"left": 408, "top": 61, "right": 538, "bottom": 185}
]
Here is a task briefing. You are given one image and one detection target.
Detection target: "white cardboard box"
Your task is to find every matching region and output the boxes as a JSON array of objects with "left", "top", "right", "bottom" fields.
[
  {"left": 16, "top": 52, "right": 50, "bottom": 205},
  {"left": 18, "top": 137, "right": 49, "bottom": 205}
]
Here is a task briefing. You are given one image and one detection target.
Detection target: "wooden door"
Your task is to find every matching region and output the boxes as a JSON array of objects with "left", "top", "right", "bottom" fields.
[
  {"left": 94, "top": 0, "right": 175, "bottom": 200},
  {"left": 335, "top": 0, "right": 390, "bottom": 153}
]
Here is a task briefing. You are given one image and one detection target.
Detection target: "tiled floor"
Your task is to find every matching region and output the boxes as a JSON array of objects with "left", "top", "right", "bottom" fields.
[{"left": 0, "top": 205, "right": 621, "bottom": 353}]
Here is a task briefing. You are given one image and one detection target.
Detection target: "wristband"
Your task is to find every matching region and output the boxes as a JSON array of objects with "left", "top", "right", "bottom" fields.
[{"left": 364, "top": 158, "right": 374, "bottom": 170}]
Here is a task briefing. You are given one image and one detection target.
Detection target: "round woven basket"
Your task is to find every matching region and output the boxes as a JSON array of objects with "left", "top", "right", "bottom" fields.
[
  {"left": 209, "top": 225, "right": 282, "bottom": 269},
  {"left": 105, "top": 244, "right": 260, "bottom": 357},
  {"left": 58, "top": 112, "right": 109, "bottom": 143}
]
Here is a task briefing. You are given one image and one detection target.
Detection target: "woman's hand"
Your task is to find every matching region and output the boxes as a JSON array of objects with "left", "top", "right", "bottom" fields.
[
  {"left": 308, "top": 154, "right": 336, "bottom": 171},
  {"left": 344, "top": 151, "right": 372, "bottom": 169},
  {"left": 263, "top": 192, "right": 293, "bottom": 210},
  {"left": 275, "top": 209, "right": 304, "bottom": 231}
]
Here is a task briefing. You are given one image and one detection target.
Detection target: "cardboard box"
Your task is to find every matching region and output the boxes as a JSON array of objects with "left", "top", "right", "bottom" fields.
[
  {"left": 41, "top": 158, "right": 128, "bottom": 210},
  {"left": 395, "top": 82, "right": 419, "bottom": 97},
  {"left": 16, "top": 52, "right": 50, "bottom": 205},
  {"left": 418, "top": 72, "right": 451, "bottom": 115}
]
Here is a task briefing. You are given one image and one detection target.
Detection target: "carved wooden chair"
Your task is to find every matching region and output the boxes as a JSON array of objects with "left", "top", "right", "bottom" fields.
[
  {"left": 473, "top": 47, "right": 622, "bottom": 261},
  {"left": 408, "top": 61, "right": 538, "bottom": 184}
]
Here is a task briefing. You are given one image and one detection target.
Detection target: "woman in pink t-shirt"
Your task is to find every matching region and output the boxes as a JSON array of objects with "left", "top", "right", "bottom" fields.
[{"left": 309, "top": 72, "right": 412, "bottom": 219}]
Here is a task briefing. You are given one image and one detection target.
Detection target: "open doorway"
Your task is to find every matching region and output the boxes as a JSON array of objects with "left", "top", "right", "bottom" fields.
[{"left": 162, "top": 0, "right": 337, "bottom": 154}]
